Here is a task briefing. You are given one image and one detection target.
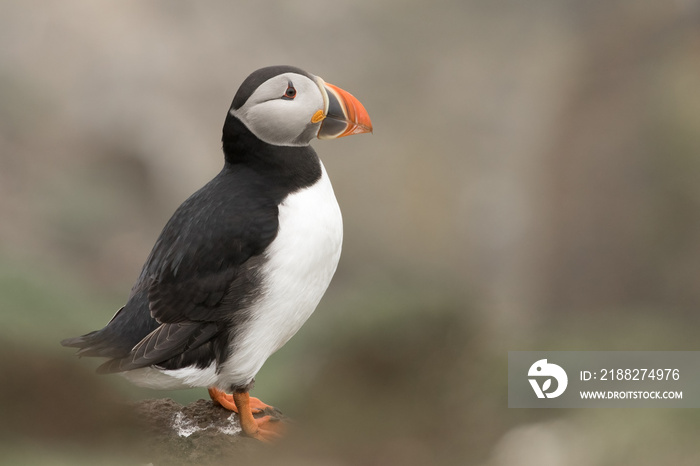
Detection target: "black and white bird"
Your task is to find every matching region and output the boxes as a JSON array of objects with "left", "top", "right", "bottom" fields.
[{"left": 62, "top": 65, "right": 372, "bottom": 440}]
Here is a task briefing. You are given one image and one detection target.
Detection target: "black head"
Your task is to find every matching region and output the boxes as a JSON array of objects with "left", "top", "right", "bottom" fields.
[{"left": 224, "top": 65, "right": 373, "bottom": 148}]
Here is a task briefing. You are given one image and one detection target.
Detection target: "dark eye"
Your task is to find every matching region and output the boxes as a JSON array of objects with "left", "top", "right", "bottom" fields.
[{"left": 282, "top": 82, "right": 296, "bottom": 100}]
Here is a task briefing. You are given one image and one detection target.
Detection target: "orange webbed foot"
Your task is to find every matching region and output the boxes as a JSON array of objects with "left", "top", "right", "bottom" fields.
[
  {"left": 233, "top": 391, "right": 285, "bottom": 441},
  {"left": 246, "top": 414, "right": 285, "bottom": 442},
  {"left": 208, "top": 388, "right": 285, "bottom": 441},
  {"left": 208, "top": 387, "right": 274, "bottom": 414}
]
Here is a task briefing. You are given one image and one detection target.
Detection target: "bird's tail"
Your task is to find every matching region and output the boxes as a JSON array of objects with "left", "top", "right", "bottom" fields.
[{"left": 60, "top": 330, "right": 123, "bottom": 358}]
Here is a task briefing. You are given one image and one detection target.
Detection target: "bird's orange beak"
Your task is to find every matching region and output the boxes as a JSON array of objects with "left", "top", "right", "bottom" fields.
[{"left": 316, "top": 81, "right": 373, "bottom": 140}]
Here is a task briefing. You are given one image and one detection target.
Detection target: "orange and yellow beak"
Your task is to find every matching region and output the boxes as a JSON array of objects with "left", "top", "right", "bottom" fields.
[{"left": 315, "top": 80, "right": 373, "bottom": 140}]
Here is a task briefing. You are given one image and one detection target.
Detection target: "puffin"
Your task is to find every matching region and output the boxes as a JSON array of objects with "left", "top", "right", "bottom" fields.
[{"left": 61, "top": 65, "right": 372, "bottom": 441}]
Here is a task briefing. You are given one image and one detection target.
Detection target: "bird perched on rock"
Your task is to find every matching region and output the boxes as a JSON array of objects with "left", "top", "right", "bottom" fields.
[{"left": 62, "top": 65, "right": 372, "bottom": 441}]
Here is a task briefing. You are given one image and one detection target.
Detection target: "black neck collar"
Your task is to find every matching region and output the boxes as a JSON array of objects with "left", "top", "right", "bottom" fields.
[{"left": 221, "top": 113, "right": 322, "bottom": 193}]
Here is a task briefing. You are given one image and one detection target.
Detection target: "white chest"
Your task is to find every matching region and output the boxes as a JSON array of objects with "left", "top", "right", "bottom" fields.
[{"left": 218, "top": 161, "right": 343, "bottom": 387}]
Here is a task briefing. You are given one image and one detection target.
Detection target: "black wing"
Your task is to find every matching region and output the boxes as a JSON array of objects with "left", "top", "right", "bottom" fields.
[
  {"left": 66, "top": 167, "right": 281, "bottom": 372},
  {"left": 139, "top": 170, "right": 279, "bottom": 324},
  {"left": 95, "top": 322, "right": 220, "bottom": 373}
]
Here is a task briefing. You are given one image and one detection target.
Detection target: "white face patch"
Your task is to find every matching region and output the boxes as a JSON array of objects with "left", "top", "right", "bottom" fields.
[{"left": 230, "top": 73, "right": 326, "bottom": 147}]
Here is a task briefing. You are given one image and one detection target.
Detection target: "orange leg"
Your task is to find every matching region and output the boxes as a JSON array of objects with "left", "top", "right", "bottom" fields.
[
  {"left": 232, "top": 391, "right": 283, "bottom": 441},
  {"left": 208, "top": 387, "right": 273, "bottom": 414}
]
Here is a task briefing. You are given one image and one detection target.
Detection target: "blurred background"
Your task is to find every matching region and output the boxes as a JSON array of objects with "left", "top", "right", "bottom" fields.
[{"left": 2, "top": 0, "right": 700, "bottom": 464}]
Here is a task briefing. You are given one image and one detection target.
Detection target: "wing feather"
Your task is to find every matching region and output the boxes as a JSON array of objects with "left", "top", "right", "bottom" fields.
[
  {"left": 96, "top": 322, "right": 220, "bottom": 374},
  {"left": 134, "top": 170, "right": 280, "bottom": 324}
]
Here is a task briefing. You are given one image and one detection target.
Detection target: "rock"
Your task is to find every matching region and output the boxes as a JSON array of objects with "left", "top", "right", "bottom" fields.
[{"left": 132, "top": 398, "right": 283, "bottom": 465}]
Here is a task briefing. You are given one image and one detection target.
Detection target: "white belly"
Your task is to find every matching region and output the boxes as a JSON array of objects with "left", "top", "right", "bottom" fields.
[{"left": 217, "top": 161, "right": 343, "bottom": 388}]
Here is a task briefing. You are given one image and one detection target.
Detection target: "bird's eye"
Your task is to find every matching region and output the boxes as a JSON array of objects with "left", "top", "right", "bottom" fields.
[{"left": 282, "top": 83, "right": 296, "bottom": 100}]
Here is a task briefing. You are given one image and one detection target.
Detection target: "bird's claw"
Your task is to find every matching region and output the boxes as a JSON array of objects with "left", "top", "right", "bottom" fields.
[{"left": 249, "top": 415, "right": 284, "bottom": 442}]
